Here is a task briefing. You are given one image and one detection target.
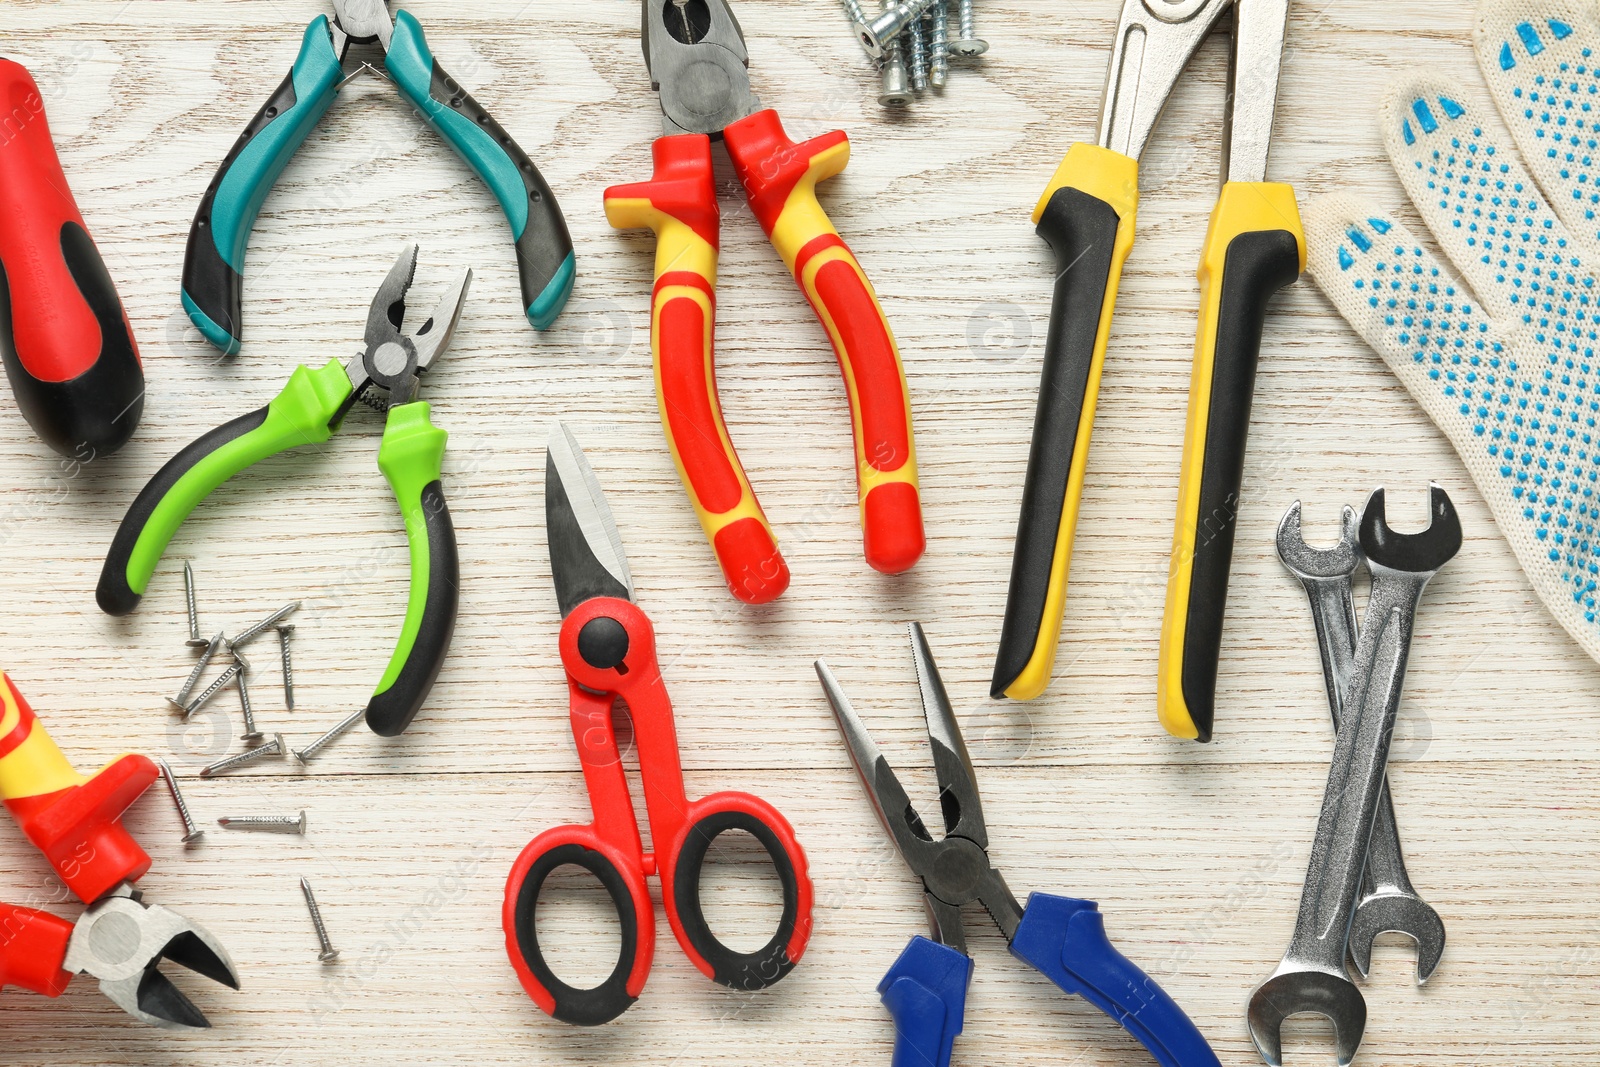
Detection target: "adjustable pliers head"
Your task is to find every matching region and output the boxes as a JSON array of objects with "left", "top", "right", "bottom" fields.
[
  {"left": 640, "top": 0, "right": 761, "bottom": 136},
  {"left": 815, "top": 623, "right": 1023, "bottom": 955},
  {"left": 343, "top": 243, "right": 473, "bottom": 418},
  {"left": 62, "top": 884, "right": 240, "bottom": 1030}
]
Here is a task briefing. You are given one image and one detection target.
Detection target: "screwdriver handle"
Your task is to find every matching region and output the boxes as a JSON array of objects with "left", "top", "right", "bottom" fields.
[
  {"left": 0, "top": 59, "right": 144, "bottom": 457},
  {"left": 724, "top": 109, "right": 924, "bottom": 576},
  {"left": 878, "top": 936, "right": 972, "bottom": 1067},
  {"left": 97, "top": 359, "right": 352, "bottom": 616},
  {"left": 1158, "top": 182, "right": 1303, "bottom": 741},
  {"left": 384, "top": 11, "right": 575, "bottom": 329},
  {"left": 0, "top": 673, "right": 155, "bottom": 903},
  {"left": 364, "top": 401, "right": 458, "bottom": 737},
  {"left": 182, "top": 17, "right": 343, "bottom": 354},
  {"left": 605, "top": 134, "right": 791, "bottom": 604},
  {"left": 991, "top": 144, "right": 1138, "bottom": 701},
  {"left": 0, "top": 904, "right": 74, "bottom": 997}
]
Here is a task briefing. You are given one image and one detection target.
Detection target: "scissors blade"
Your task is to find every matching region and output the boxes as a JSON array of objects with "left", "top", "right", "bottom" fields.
[
  {"left": 545, "top": 422, "right": 633, "bottom": 617},
  {"left": 1222, "top": 0, "right": 1291, "bottom": 183}
]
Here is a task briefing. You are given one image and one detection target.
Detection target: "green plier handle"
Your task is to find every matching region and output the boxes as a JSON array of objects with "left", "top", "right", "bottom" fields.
[{"left": 97, "top": 359, "right": 458, "bottom": 737}]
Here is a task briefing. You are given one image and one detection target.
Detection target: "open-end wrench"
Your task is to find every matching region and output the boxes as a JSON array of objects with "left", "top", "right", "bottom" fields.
[
  {"left": 1249, "top": 485, "right": 1460, "bottom": 1066},
  {"left": 1276, "top": 502, "right": 1445, "bottom": 985}
]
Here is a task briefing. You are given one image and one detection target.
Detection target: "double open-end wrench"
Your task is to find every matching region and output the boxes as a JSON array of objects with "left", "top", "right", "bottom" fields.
[
  {"left": 1249, "top": 485, "right": 1460, "bottom": 1066},
  {"left": 1276, "top": 502, "right": 1446, "bottom": 985}
]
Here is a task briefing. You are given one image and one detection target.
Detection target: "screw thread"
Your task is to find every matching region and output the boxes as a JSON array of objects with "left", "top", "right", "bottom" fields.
[
  {"left": 201, "top": 734, "right": 284, "bottom": 778},
  {"left": 928, "top": 2, "right": 949, "bottom": 86},
  {"left": 232, "top": 602, "right": 301, "bottom": 649},
  {"left": 158, "top": 759, "right": 204, "bottom": 842},
  {"left": 294, "top": 708, "right": 365, "bottom": 763},
  {"left": 907, "top": 17, "right": 929, "bottom": 90},
  {"left": 172, "top": 631, "right": 225, "bottom": 709},
  {"left": 878, "top": 0, "right": 913, "bottom": 106},
  {"left": 182, "top": 562, "right": 201, "bottom": 644},
  {"left": 277, "top": 626, "right": 295, "bottom": 711},
  {"left": 217, "top": 810, "right": 306, "bottom": 833},
  {"left": 301, "top": 878, "right": 339, "bottom": 961},
  {"left": 956, "top": 0, "right": 975, "bottom": 40},
  {"left": 237, "top": 666, "right": 261, "bottom": 741},
  {"left": 184, "top": 661, "right": 242, "bottom": 718}
]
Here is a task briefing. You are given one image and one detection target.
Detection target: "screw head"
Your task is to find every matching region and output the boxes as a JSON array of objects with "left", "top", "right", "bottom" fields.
[
  {"left": 182, "top": 829, "right": 206, "bottom": 845},
  {"left": 948, "top": 36, "right": 988, "bottom": 56},
  {"left": 318, "top": 948, "right": 340, "bottom": 963}
]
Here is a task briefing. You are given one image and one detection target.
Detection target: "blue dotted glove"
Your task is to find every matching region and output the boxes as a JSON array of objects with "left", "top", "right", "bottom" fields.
[{"left": 1306, "top": 0, "right": 1600, "bottom": 663}]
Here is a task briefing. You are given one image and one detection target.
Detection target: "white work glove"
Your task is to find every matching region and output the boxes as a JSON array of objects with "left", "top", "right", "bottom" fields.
[{"left": 1305, "top": 0, "right": 1600, "bottom": 664}]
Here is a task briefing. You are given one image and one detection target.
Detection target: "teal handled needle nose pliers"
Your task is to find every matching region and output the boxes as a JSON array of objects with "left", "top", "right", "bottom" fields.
[
  {"left": 181, "top": 0, "right": 574, "bottom": 355},
  {"left": 815, "top": 623, "right": 1223, "bottom": 1067},
  {"left": 101, "top": 243, "right": 469, "bottom": 738}
]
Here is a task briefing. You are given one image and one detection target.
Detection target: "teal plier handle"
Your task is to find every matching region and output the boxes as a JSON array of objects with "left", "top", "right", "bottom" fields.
[
  {"left": 181, "top": 11, "right": 575, "bottom": 354},
  {"left": 96, "top": 359, "right": 458, "bottom": 737}
]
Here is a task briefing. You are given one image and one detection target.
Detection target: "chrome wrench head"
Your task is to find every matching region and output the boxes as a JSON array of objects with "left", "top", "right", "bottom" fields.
[
  {"left": 1347, "top": 889, "right": 1446, "bottom": 984},
  {"left": 1248, "top": 967, "right": 1366, "bottom": 1067}
]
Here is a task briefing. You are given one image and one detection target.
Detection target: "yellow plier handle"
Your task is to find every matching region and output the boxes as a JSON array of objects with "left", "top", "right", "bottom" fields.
[{"left": 1157, "top": 182, "right": 1304, "bottom": 740}]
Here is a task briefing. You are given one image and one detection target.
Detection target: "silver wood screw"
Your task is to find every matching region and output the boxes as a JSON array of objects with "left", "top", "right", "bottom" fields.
[
  {"left": 949, "top": 0, "right": 987, "bottom": 56},
  {"left": 157, "top": 758, "right": 204, "bottom": 844},
  {"left": 878, "top": 0, "right": 913, "bottom": 106},
  {"left": 201, "top": 734, "right": 286, "bottom": 778},
  {"left": 292, "top": 708, "right": 365, "bottom": 764},
  {"left": 231, "top": 602, "right": 301, "bottom": 649},
  {"left": 907, "top": 16, "right": 929, "bottom": 91},
  {"left": 217, "top": 810, "right": 307, "bottom": 834},
  {"left": 170, "top": 631, "right": 225, "bottom": 711},
  {"left": 184, "top": 661, "right": 243, "bottom": 718},
  {"left": 276, "top": 625, "right": 295, "bottom": 711},
  {"left": 182, "top": 562, "right": 206, "bottom": 647},
  {"left": 300, "top": 878, "right": 340, "bottom": 962},
  {"left": 236, "top": 662, "right": 262, "bottom": 742},
  {"left": 928, "top": 2, "right": 949, "bottom": 88},
  {"left": 857, "top": 0, "right": 941, "bottom": 58}
]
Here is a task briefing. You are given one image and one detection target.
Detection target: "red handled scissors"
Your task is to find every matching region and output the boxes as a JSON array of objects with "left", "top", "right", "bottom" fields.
[{"left": 502, "top": 422, "right": 813, "bottom": 1026}]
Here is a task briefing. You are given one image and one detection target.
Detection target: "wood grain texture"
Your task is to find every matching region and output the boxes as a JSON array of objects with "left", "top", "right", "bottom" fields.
[{"left": 1, "top": 0, "right": 1598, "bottom": 1064}]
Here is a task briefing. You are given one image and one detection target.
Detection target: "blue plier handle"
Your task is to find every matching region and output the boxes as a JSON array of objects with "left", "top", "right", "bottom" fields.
[{"left": 182, "top": 7, "right": 574, "bottom": 354}]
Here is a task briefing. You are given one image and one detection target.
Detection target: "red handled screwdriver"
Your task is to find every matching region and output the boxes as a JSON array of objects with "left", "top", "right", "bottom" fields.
[{"left": 0, "top": 59, "right": 143, "bottom": 458}]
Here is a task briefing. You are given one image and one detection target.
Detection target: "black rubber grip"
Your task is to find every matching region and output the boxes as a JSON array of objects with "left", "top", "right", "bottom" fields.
[
  {"left": 1179, "top": 229, "right": 1302, "bottom": 742},
  {"left": 364, "top": 480, "right": 459, "bottom": 737},
  {"left": 181, "top": 69, "right": 300, "bottom": 352},
  {"left": 96, "top": 405, "right": 270, "bottom": 616},
  {"left": 671, "top": 810, "right": 802, "bottom": 992},
  {"left": 992, "top": 186, "right": 1123, "bottom": 698},
  {"left": 427, "top": 62, "right": 573, "bottom": 320},
  {"left": 511, "top": 843, "right": 641, "bottom": 1027},
  {"left": 0, "top": 222, "right": 145, "bottom": 458}
]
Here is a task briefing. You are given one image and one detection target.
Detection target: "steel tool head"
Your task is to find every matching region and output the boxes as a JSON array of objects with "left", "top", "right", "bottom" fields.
[
  {"left": 1276, "top": 501, "right": 1363, "bottom": 581},
  {"left": 350, "top": 243, "right": 473, "bottom": 410},
  {"left": 330, "top": 0, "right": 394, "bottom": 51},
  {"left": 815, "top": 623, "right": 1022, "bottom": 953},
  {"left": 1347, "top": 891, "right": 1446, "bottom": 985},
  {"left": 61, "top": 887, "right": 240, "bottom": 1030},
  {"left": 640, "top": 0, "right": 761, "bottom": 136},
  {"left": 1247, "top": 967, "right": 1366, "bottom": 1067},
  {"left": 1359, "top": 484, "right": 1462, "bottom": 575},
  {"left": 545, "top": 421, "right": 634, "bottom": 617},
  {"left": 1097, "top": 0, "right": 1237, "bottom": 161}
]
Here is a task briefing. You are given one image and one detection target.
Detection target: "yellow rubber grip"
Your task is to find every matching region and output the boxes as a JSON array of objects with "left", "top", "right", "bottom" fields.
[{"left": 0, "top": 674, "right": 83, "bottom": 802}]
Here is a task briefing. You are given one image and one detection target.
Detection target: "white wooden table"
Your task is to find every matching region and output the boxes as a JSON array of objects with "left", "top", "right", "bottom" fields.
[{"left": 2, "top": 1, "right": 1598, "bottom": 1064}]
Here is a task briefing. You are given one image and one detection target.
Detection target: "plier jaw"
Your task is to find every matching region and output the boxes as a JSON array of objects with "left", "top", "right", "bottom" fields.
[
  {"left": 329, "top": 0, "right": 395, "bottom": 55},
  {"left": 343, "top": 243, "right": 473, "bottom": 417},
  {"left": 641, "top": 0, "right": 761, "bottom": 136}
]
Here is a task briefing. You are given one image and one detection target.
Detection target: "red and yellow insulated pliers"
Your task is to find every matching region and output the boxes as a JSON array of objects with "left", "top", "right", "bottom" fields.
[
  {"left": 604, "top": 0, "right": 924, "bottom": 605},
  {"left": 0, "top": 674, "right": 239, "bottom": 1028}
]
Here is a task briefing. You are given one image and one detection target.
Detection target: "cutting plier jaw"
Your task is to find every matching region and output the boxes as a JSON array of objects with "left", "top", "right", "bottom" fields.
[
  {"left": 61, "top": 885, "right": 240, "bottom": 1030},
  {"left": 329, "top": 0, "right": 395, "bottom": 54},
  {"left": 641, "top": 0, "right": 761, "bottom": 136},
  {"left": 344, "top": 243, "right": 474, "bottom": 415}
]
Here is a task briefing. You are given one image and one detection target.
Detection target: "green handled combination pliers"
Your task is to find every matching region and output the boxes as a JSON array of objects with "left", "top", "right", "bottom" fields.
[
  {"left": 99, "top": 243, "right": 470, "bottom": 738},
  {"left": 181, "top": 0, "right": 575, "bottom": 355}
]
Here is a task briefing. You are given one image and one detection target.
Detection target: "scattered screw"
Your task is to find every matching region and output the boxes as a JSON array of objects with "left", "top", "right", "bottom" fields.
[
  {"left": 928, "top": 2, "right": 949, "bottom": 88},
  {"left": 857, "top": 0, "right": 940, "bottom": 58},
  {"left": 230, "top": 602, "right": 301, "bottom": 649},
  {"left": 840, "top": 0, "right": 870, "bottom": 28},
  {"left": 300, "top": 878, "right": 340, "bottom": 962},
  {"left": 200, "top": 734, "right": 285, "bottom": 778},
  {"left": 236, "top": 664, "right": 262, "bottom": 742},
  {"left": 157, "top": 758, "right": 205, "bottom": 844},
  {"left": 276, "top": 625, "right": 296, "bottom": 711},
  {"left": 182, "top": 562, "right": 206, "bottom": 648},
  {"left": 949, "top": 0, "right": 987, "bottom": 57},
  {"left": 227, "top": 639, "right": 252, "bottom": 674},
  {"left": 184, "top": 661, "right": 243, "bottom": 719},
  {"left": 169, "top": 631, "right": 225, "bottom": 711},
  {"left": 878, "top": 1, "right": 913, "bottom": 107},
  {"left": 217, "top": 810, "right": 307, "bottom": 834},
  {"left": 291, "top": 708, "right": 364, "bottom": 764},
  {"left": 906, "top": 16, "right": 929, "bottom": 91}
]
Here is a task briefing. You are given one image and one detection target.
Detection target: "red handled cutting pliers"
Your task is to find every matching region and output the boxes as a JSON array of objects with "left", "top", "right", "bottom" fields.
[
  {"left": 604, "top": 0, "right": 924, "bottom": 605},
  {"left": 0, "top": 674, "right": 239, "bottom": 1028},
  {"left": 502, "top": 423, "right": 812, "bottom": 1025}
]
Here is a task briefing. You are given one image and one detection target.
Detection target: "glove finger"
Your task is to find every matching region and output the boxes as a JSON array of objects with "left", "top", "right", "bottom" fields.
[
  {"left": 1475, "top": 0, "right": 1600, "bottom": 252},
  {"left": 1381, "top": 76, "right": 1581, "bottom": 326},
  {"left": 1309, "top": 192, "right": 1600, "bottom": 663}
]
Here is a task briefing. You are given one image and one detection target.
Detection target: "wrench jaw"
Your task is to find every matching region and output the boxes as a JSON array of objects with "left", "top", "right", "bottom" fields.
[
  {"left": 1275, "top": 501, "right": 1363, "bottom": 580},
  {"left": 1358, "top": 484, "right": 1463, "bottom": 575},
  {"left": 1247, "top": 966, "right": 1367, "bottom": 1067},
  {"left": 1346, "top": 892, "right": 1446, "bottom": 985}
]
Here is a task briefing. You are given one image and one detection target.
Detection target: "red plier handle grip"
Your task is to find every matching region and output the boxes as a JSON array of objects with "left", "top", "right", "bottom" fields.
[{"left": 604, "top": 110, "right": 923, "bottom": 604}]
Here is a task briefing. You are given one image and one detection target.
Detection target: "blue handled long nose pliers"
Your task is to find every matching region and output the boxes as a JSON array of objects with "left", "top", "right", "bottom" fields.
[
  {"left": 181, "top": 0, "right": 575, "bottom": 354},
  {"left": 816, "top": 623, "right": 1223, "bottom": 1067}
]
